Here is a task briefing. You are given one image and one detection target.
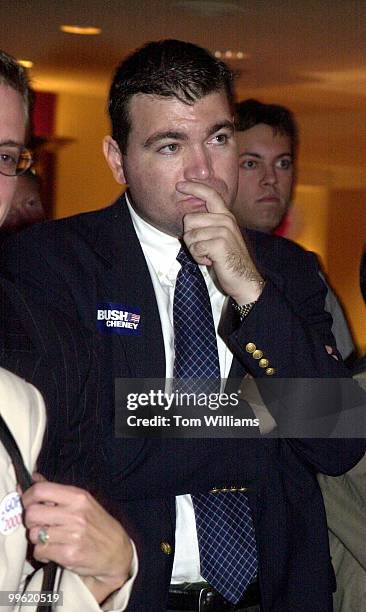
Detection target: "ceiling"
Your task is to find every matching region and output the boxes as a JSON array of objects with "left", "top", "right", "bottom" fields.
[{"left": 2, "top": 0, "right": 366, "bottom": 187}]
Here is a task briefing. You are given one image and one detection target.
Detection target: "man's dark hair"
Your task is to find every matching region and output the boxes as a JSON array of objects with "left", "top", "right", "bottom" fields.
[
  {"left": 0, "top": 50, "right": 31, "bottom": 119},
  {"left": 235, "top": 98, "right": 299, "bottom": 157},
  {"left": 108, "top": 39, "right": 234, "bottom": 153}
]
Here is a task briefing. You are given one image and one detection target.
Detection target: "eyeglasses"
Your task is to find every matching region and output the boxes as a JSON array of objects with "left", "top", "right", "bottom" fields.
[{"left": 0, "top": 146, "right": 33, "bottom": 177}]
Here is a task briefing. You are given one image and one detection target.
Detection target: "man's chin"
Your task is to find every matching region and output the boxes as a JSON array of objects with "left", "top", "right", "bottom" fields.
[{"left": 164, "top": 218, "right": 185, "bottom": 239}]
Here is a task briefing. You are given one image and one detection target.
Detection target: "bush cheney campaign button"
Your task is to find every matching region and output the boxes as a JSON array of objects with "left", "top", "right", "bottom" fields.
[{"left": 97, "top": 303, "right": 142, "bottom": 336}]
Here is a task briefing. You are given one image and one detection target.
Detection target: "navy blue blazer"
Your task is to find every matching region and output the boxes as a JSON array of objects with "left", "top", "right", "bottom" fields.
[
  {"left": 1, "top": 195, "right": 365, "bottom": 612},
  {"left": 0, "top": 277, "right": 101, "bottom": 491}
]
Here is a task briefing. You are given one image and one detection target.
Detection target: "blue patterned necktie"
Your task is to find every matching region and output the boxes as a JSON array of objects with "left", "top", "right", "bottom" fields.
[
  {"left": 173, "top": 245, "right": 258, "bottom": 604},
  {"left": 173, "top": 246, "right": 220, "bottom": 390}
]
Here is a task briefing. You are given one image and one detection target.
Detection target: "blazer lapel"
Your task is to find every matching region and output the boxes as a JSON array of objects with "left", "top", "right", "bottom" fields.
[{"left": 92, "top": 195, "right": 166, "bottom": 380}]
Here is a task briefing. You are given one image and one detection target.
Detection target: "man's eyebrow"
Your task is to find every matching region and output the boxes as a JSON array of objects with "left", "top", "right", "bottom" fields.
[
  {"left": 0, "top": 140, "right": 23, "bottom": 147},
  {"left": 239, "top": 151, "right": 261, "bottom": 159},
  {"left": 144, "top": 121, "right": 234, "bottom": 148},
  {"left": 206, "top": 121, "right": 234, "bottom": 138},
  {"left": 144, "top": 131, "right": 188, "bottom": 148},
  {"left": 239, "top": 150, "right": 293, "bottom": 158}
]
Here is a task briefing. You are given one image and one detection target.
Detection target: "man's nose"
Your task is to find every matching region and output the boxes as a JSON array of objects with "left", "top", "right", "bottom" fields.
[
  {"left": 260, "top": 164, "right": 277, "bottom": 186},
  {"left": 183, "top": 147, "right": 212, "bottom": 181}
]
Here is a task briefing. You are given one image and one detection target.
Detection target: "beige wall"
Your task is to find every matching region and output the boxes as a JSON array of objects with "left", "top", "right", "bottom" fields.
[
  {"left": 327, "top": 189, "right": 366, "bottom": 353},
  {"left": 54, "top": 92, "right": 121, "bottom": 219},
  {"left": 286, "top": 186, "right": 329, "bottom": 266},
  {"left": 285, "top": 186, "right": 366, "bottom": 353}
]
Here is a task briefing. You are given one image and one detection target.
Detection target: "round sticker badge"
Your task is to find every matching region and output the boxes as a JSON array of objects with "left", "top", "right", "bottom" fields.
[{"left": 0, "top": 491, "right": 22, "bottom": 535}]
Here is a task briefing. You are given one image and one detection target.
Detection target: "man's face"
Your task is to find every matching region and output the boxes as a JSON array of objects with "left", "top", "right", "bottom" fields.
[
  {"left": 2, "top": 175, "right": 45, "bottom": 231},
  {"left": 232, "top": 123, "right": 294, "bottom": 233},
  {"left": 104, "top": 90, "right": 238, "bottom": 237},
  {"left": 0, "top": 83, "right": 27, "bottom": 226}
]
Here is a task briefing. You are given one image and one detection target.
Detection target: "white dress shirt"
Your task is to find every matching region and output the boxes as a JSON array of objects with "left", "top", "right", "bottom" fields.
[{"left": 126, "top": 196, "right": 234, "bottom": 582}]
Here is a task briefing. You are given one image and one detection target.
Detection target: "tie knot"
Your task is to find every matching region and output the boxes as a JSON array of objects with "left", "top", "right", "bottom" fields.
[{"left": 177, "top": 246, "right": 197, "bottom": 271}]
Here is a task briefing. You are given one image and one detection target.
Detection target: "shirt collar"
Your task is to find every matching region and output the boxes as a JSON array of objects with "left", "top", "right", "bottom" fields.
[
  {"left": 125, "top": 192, "right": 219, "bottom": 289},
  {"left": 125, "top": 192, "right": 180, "bottom": 282}
]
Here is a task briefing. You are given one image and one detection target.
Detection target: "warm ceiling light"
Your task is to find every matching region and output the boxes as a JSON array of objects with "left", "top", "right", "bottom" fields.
[
  {"left": 60, "top": 25, "right": 101, "bottom": 35},
  {"left": 213, "top": 50, "right": 248, "bottom": 61},
  {"left": 18, "top": 59, "right": 33, "bottom": 69}
]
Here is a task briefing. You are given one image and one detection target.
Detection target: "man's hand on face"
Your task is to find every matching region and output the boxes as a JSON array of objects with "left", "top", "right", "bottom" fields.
[{"left": 176, "top": 180, "right": 265, "bottom": 305}]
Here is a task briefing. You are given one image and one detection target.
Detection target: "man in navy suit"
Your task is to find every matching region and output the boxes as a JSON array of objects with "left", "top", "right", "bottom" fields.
[{"left": 1, "top": 40, "right": 365, "bottom": 611}]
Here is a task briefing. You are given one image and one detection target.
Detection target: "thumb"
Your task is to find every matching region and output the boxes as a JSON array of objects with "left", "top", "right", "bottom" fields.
[{"left": 32, "top": 472, "right": 47, "bottom": 483}]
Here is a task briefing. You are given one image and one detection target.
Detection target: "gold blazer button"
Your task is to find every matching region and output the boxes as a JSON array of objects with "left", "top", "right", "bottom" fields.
[
  {"left": 259, "top": 358, "right": 269, "bottom": 368},
  {"left": 160, "top": 541, "right": 172, "bottom": 555},
  {"left": 245, "top": 342, "right": 256, "bottom": 353}
]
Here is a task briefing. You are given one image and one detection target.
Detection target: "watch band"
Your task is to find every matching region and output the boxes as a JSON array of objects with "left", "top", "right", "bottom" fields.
[{"left": 232, "top": 300, "right": 257, "bottom": 319}]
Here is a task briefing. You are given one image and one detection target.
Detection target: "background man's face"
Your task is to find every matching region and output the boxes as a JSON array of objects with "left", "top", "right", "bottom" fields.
[
  {"left": 108, "top": 90, "right": 238, "bottom": 237},
  {"left": 0, "top": 83, "right": 26, "bottom": 226},
  {"left": 232, "top": 123, "right": 294, "bottom": 233}
]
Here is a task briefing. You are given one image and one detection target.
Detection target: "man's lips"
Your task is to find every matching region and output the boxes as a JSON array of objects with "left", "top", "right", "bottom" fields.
[
  {"left": 256, "top": 195, "right": 280, "bottom": 204},
  {"left": 179, "top": 196, "right": 207, "bottom": 207}
]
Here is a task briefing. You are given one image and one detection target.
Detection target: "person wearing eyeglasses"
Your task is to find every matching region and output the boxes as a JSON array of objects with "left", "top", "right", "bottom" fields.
[
  {"left": 0, "top": 145, "right": 33, "bottom": 183},
  {"left": 0, "top": 50, "right": 137, "bottom": 611}
]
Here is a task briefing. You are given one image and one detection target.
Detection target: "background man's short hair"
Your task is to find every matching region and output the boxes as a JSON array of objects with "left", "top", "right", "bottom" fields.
[
  {"left": 0, "top": 49, "right": 32, "bottom": 118},
  {"left": 108, "top": 39, "right": 234, "bottom": 153},
  {"left": 235, "top": 98, "right": 299, "bottom": 157}
]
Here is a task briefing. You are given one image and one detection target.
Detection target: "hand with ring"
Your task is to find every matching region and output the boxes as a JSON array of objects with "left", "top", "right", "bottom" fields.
[{"left": 22, "top": 480, "right": 134, "bottom": 604}]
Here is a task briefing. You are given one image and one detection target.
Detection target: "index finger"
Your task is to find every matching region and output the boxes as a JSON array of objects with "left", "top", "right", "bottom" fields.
[
  {"left": 22, "top": 481, "right": 85, "bottom": 509},
  {"left": 176, "top": 181, "right": 228, "bottom": 214}
]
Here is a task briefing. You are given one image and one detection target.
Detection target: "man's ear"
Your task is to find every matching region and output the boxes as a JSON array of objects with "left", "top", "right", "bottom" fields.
[{"left": 103, "top": 136, "right": 127, "bottom": 185}]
